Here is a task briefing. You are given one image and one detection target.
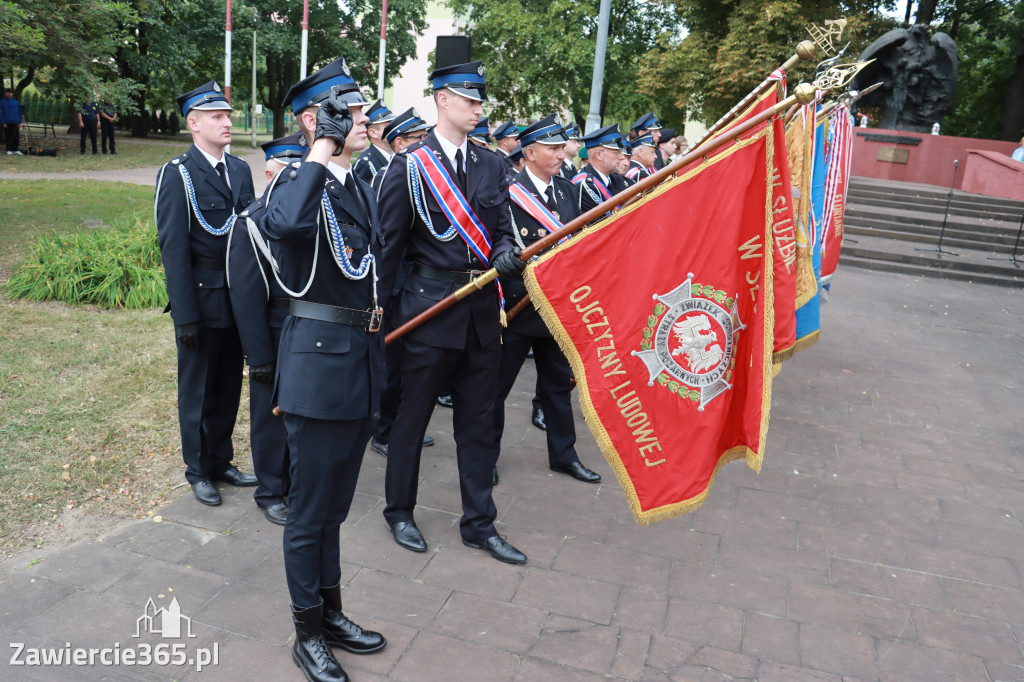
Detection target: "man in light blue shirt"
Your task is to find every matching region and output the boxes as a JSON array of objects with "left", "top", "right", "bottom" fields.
[{"left": 1012, "top": 137, "right": 1024, "bottom": 163}]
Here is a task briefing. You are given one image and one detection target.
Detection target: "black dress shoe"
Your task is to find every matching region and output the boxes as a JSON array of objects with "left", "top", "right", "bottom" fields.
[
  {"left": 492, "top": 466, "right": 499, "bottom": 486},
  {"left": 320, "top": 583, "right": 387, "bottom": 655},
  {"left": 551, "top": 461, "right": 602, "bottom": 483},
  {"left": 436, "top": 394, "right": 453, "bottom": 408},
  {"left": 389, "top": 520, "right": 427, "bottom": 552},
  {"left": 262, "top": 502, "right": 288, "bottom": 526},
  {"left": 370, "top": 438, "right": 388, "bottom": 457},
  {"left": 463, "top": 535, "right": 527, "bottom": 564},
  {"left": 191, "top": 480, "right": 221, "bottom": 506},
  {"left": 531, "top": 406, "right": 547, "bottom": 431},
  {"left": 422, "top": 435, "right": 435, "bottom": 447},
  {"left": 212, "top": 465, "right": 259, "bottom": 487}
]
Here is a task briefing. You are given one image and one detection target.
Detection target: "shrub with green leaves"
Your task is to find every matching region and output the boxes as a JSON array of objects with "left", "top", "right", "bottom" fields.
[{"left": 6, "top": 215, "right": 168, "bottom": 310}]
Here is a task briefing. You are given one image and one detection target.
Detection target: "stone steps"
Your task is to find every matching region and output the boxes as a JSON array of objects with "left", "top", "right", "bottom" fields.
[{"left": 838, "top": 177, "right": 1024, "bottom": 288}]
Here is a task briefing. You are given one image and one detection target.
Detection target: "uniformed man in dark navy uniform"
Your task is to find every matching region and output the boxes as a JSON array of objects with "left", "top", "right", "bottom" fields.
[
  {"left": 559, "top": 124, "right": 582, "bottom": 181},
  {"left": 468, "top": 116, "right": 491, "bottom": 147},
  {"left": 617, "top": 136, "right": 635, "bottom": 185},
  {"left": 493, "top": 119, "right": 519, "bottom": 174},
  {"left": 369, "top": 108, "right": 430, "bottom": 199},
  {"left": 377, "top": 60, "right": 528, "bottom": 565},
  {"left": 352, "top": 99, "right": 395, "bottom": 185},
  {"left": 154, "top": 81, "right": 258, "bottom": 507},
  {"left": 260, "top": 58, "right": 387, "bottom": 682},
  {"left": 574, "top": 123, "right": 630, "bottom": 216},
  {"left": 507, "top": 143, "right": 526, "bottom": 177},
  {"left": 370, "top": 106, "right": 434, "bottom": 457},
  {"left": 225, "top": 133, "right": 306, "bottom": 526},
  {"left": 624, "top": 132, "right": 658, "bottom": 183},
  {"left": 493, "top": 114, "right": 601, "bottom": 485},
  {"left": 630, "top": 110, "right": 663, "bottom": 168}
]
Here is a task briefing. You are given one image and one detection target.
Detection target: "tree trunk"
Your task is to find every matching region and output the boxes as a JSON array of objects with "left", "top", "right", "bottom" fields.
[
  {"left": 131, "top": 90, "right": 149, "bottom": 138},
  {"left": 916, "top": 0, "right": 938, "bottom": 25},
  {"left": 14, "top": 65, "right": 35, "bottom": 101},
  {"left": 904, "top": 0, "right": 914, "bottom": 25},
  {"left": 999, "top": 51, "right": 1024, "bottom": 141}
]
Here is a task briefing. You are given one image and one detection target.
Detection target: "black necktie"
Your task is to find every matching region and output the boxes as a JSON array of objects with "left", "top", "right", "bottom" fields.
[
  {"left": 215, "top": 161, "right": 230, "bottom": 194},
  {"left": 544, "top": 186, "right": 559, "bottom": 214},
  {"left": 344, "top": 173, "right": 366, "bottom": 221},
  {"left": 454, "top": 148, "right": 467, "bottom": 190}
]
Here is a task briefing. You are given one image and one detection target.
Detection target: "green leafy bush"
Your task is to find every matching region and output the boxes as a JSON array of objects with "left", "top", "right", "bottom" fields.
[{"left": 6, "top": 214, "right": 168, "bottom": 310}]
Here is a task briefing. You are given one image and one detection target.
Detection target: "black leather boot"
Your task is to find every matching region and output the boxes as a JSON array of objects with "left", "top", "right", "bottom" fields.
[
  {"left": 291, "top": 602, "right": 349, "bottom": 682},
  {"left": 320, "top": 582, "right": 387, "bottom": 654}
]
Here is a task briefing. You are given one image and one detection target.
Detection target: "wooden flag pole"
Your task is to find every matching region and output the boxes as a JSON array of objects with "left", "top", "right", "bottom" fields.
[{"left": 385, "top": 83, "right": 817, "bottom": 345}]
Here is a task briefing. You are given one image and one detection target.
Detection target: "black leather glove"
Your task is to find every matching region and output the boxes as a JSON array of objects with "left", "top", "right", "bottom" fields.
[
  {"left": 175, "top": 323, "right": 202, "bottom": 351},
  {"left": 492, "top": 247, "right": 527, "bottom": 279},
  {"left": 249, "top": 362, "right": 276, "bottom": 386},
  {"left": 314, "top": 93, "right": 353, "bottom": 151}
]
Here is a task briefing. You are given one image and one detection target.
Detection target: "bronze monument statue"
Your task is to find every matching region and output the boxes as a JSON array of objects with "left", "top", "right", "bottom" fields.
[{"left": 851, "top": 24, "right": 958, "bottom": 133}]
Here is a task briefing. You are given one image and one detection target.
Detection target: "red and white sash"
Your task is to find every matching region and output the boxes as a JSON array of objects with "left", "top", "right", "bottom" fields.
[
  {"left": 408, "top": 147, "right": 493, "bottom": 264},
  {"left": 509, "top": 182, "right": 563, "bottom": 234}
]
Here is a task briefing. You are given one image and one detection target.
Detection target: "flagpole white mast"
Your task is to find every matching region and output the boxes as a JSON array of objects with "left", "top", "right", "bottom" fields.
[
  {"left": 377, "top": 0, "right": 389, "bottom": 102},
  {"left": 225, "top": 0, "right": 232, "bottom": 101},
  {"left": 584, "top": 0, "right": 611, "bottom": 134},
  {"left": 300, "top": 0, "right": 309, "bottom": 80}
]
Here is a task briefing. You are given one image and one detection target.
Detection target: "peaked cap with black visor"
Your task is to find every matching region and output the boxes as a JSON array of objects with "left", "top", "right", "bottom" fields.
[
  {"left": 283, "top": 57, "right": 369, "bottom": 113},
  {"left": 517, "top": 114, "right": 568, "bottom": 147},
  {"left": 429, "top": 61, "right": 488, "bottom": 102}
]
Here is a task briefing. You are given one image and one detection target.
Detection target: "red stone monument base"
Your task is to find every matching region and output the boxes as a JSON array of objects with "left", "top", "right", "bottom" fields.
[{"left": 850, "top": 127, "right": 1020, "bottom": 196}]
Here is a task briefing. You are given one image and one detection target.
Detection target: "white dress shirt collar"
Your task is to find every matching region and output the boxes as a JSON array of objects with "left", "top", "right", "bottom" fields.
[
  {"left": 524, "top": 166, "right": 553, "bottom": 198},
  {"left": 327, "top": 162, "right": 349, "bottom": 186},
  {"left": 195, "top": 145, "right": 229, "bottom": 187},
  {"left": 434, "top": 130, "right": 468, "bottom": 170}
]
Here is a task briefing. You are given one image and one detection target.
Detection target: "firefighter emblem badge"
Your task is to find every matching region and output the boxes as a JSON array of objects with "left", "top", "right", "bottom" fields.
[{"left": 632, "top": 273, "right": 745, "bottom": 411}]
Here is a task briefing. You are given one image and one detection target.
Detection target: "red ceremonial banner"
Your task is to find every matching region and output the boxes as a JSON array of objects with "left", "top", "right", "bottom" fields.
[
  {"left": 524, "top": 127, "right": 776, "bottom": 524},
  {"left": 724, "top": 87, "right": 797, "bottom": 363}
]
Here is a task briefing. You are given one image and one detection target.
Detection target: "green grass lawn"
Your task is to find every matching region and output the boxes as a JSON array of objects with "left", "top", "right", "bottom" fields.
[
  {"left": 0, "top": 179, "right": 154, "bottom": 279},
  {"left": 0, "top": 135, "right": 191, "bottom": 173},
  {"left": 0, "top": 180, "right": 251, "bottom": 557}
]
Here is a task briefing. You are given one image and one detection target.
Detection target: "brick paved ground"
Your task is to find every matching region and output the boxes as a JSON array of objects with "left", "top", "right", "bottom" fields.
[{"left": 2, "top": 265, "right": 1023, "bottom": 681}]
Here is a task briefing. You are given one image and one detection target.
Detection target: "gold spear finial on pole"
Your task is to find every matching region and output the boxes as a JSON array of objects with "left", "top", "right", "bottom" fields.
[{"left": 814, "top": 59, "right": 873, "bottom": 92}]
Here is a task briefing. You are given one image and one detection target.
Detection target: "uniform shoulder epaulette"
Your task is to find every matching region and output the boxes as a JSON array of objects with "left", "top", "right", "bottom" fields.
[{"left": 170, "top": 152, "right": 188, "bottom": 166}]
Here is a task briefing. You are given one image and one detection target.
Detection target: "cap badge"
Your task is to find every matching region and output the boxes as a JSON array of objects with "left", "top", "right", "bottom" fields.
[
  {"left": 477, "top": 65, "right": 484, "bottom": 77},
  {"left": 213, "top": 83, "right": 221, "bottom": 92},
  {"left": 342, "top": 61, "right": 351, "bottom": 77}
]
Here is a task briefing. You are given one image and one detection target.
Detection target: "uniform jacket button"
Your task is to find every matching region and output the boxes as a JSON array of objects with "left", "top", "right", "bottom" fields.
[
  {"left": 198, "top": 282, "right": 203, "bottom": 288},
  {"left": 316, "top": 341, "right": 322, "bottom": 348}
]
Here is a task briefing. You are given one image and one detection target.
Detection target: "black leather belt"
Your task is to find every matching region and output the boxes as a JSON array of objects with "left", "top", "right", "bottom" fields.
[
  {"left": 192, "top": 257, "right": 225, "bottom": 270},
  {"left": 269, "top": 297, "right": 291, "bottom": 311},
  {"left": 289, "top": 299, "right": 381, "bottom": 332},
  {"left": 412, "top": 262, "right": 485, "bottom": 284}
]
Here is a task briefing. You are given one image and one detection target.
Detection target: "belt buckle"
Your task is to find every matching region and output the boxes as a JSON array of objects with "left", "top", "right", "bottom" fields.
[
  {"left": 467, "top": 269, "right": 485, "bottom": 280},
  {"left": 367, "top": 307, "right": 383, "bottom": 333}
]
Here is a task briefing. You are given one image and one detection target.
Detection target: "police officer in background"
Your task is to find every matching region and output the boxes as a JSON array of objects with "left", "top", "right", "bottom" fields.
[
  {"left": 154, "top": 81, "right": 258, "bottom": 507},
  {"left": 78, "top": 98, "right": 100, "bottom": 155},
  {"left": 493, "top": 119, "right": 519, "bottom": 173},
  {"left": 377, "top": 60, "right": 528, "bottom": 565},
  {"left": 225, "top": 133, "right": 306, "bottom": 526},
  {"left": 352, "top": 99, "right": 395, "bottom": 184},
  {"left": 260, "top": 58, "right": 387, "bottom": 682},
  {"left": 573, "top": 124, "right": 630, "bottom": 215},
  {"left": 493, "top": 115, "right": 601, "bottom": 485},
  {"left": 100, "top": 101, "right": 117, "bottom": 155},
  {"left": 657, "top": 127, "right": 678, "bottom": 170}
]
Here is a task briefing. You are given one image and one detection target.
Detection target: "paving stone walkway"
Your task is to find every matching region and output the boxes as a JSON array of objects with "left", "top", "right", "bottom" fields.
[{"left": 3, "top": 252, "right": 1024, "bottom": 680}]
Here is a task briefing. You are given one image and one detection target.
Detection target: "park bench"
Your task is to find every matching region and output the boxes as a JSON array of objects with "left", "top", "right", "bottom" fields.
[{"left": 22, "top": 122, "right": 57, "bottom": 138}]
